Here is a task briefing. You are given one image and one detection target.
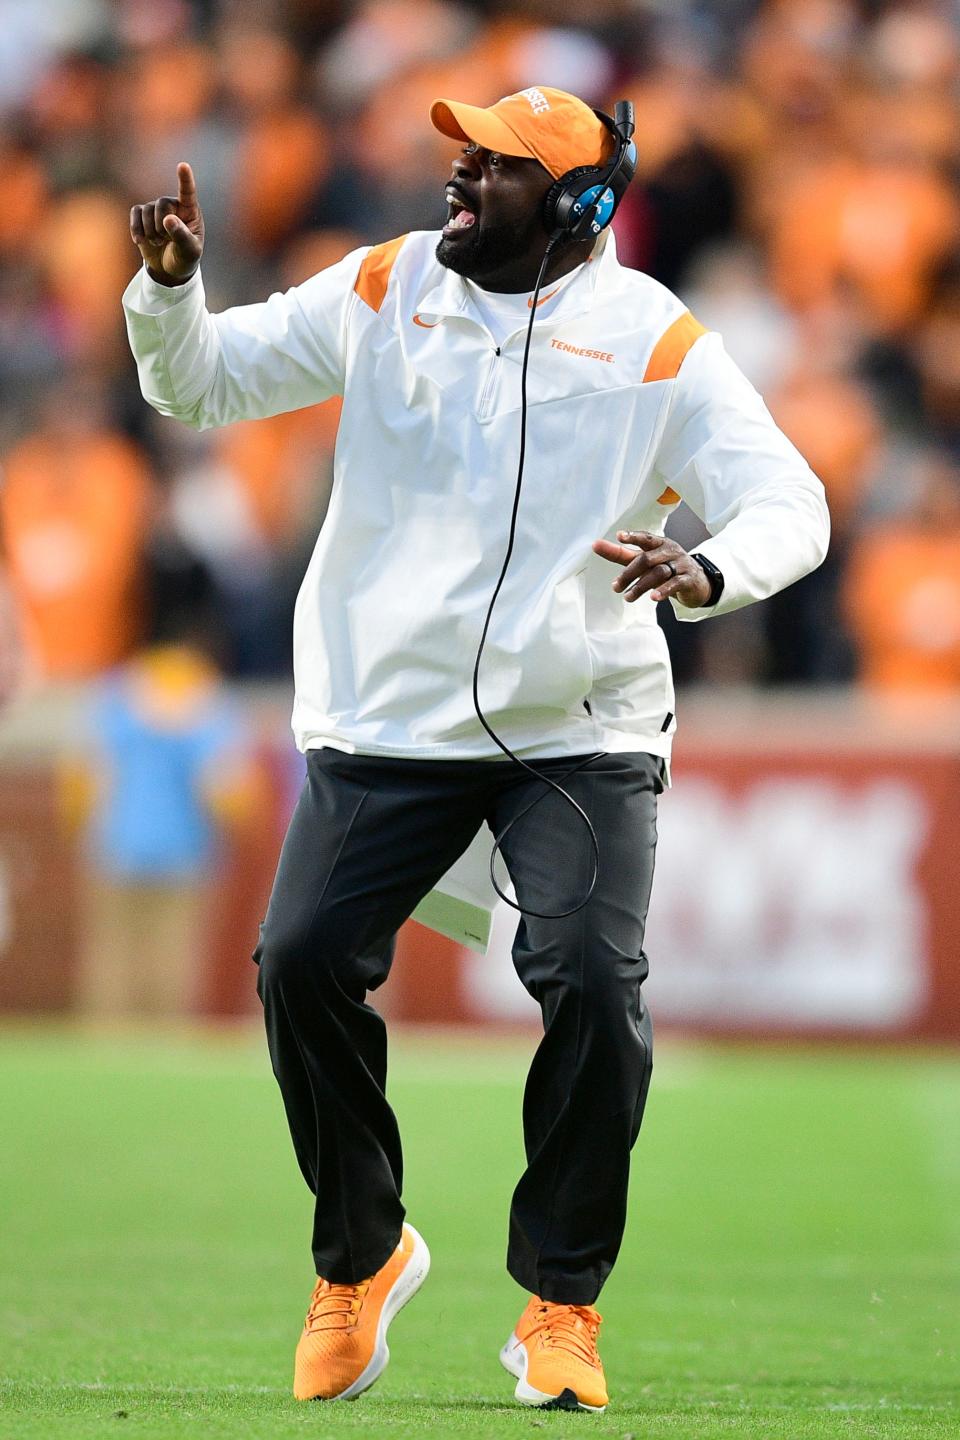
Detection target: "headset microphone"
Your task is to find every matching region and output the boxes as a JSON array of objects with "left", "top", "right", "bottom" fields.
[
  {"left": 617, "top": 100, "right": 636, "bottom": 136},
  {"left": 471, "top": 100, "right": 638, "bottom": 921}
]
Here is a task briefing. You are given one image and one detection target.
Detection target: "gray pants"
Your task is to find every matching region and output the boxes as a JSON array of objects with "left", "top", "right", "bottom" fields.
[{"left": 255, "top": 747, "right": 661, "bottom": 1304}]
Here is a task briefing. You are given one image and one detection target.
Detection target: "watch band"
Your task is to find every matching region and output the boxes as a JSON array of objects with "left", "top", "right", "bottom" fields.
[{"left": 690, "top": 552, "right": 725, "bottom": 607}]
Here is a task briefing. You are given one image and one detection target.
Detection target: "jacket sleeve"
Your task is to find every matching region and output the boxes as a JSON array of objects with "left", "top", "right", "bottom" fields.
[
  {"left": 120, "top": 247, "right": 370, "bottom": 430},
  {"left": 652, "top": 331, "right": 831, "bottom": 621}
]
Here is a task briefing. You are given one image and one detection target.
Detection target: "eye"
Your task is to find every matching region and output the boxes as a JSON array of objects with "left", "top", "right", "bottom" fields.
[
  {"left": 489, "top": 152, "right": 502, "bottom": 168},
  {"left": 463, "top": 142, "right": 479, "bottom": 156}
]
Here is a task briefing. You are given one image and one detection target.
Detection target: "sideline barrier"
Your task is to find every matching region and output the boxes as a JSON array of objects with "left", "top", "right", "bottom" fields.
[
  {"left": 454, "top": 740, "right": 960, "bottom": 1042},
  {"left": 0, "top": 688, "right": 957, "bottom": 1040}
]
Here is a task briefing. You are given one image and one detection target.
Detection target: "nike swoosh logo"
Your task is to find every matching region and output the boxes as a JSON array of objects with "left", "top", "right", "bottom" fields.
[
  {"left": 413, "top": 314, "right": 440, "bottom": 328},
  {"left": 528, "top": 287, "right": 559, "bottom": 310}
]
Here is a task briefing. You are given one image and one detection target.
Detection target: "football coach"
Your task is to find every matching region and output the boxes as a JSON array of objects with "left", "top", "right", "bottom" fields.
[{"left": 123, "top": 86, "right": 829, "bottom": 1412}]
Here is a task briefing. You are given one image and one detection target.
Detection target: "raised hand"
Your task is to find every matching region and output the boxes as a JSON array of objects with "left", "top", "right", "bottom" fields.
[
  {"left": 592, "top": 530, "right": 712, "bottom": 607},
  {"left": 129, "top": 162, "right": 204, "bottom": 286}
]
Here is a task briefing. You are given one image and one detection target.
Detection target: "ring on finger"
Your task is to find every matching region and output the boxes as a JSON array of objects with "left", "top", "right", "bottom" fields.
[{"left": 665, "top": 560, "right": 677, "bottom": 578}]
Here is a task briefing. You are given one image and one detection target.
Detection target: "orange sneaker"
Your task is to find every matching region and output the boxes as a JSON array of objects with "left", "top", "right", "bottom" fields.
[
  {"left": 293, "top": 1224, "right": 430, "bottom": 1401},
  {"left": 500, "top": 1296, "right": 608, "bottom": 1411}
]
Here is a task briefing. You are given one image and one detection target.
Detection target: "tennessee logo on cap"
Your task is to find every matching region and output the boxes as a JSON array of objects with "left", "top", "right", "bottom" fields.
[
  {"left": 518, "top": 87, "right": 551, "bottom": 115},
  {"left": 429, "top": 86, "right": 614, "bottom": 180}
]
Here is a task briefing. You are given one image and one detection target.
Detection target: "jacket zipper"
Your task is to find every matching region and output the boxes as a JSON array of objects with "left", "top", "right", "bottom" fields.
[
  {"left": 477, "top": 344, "right": 501, "bottom": 420},
  {"left": 475, "top": 314, "right": 562, "bottom": 420}
]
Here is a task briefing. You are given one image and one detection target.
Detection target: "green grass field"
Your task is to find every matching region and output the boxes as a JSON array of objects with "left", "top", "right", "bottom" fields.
[{"left": 1, "top": 1027, "right": 957, "bottom": 1439}]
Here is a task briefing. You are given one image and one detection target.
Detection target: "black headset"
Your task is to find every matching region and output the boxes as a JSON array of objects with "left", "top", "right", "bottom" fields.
[
  {"left": 472, "top": 99, "right": 639, "bottom": 921},
  {"left": 542, "top": 101, "right": 637, "bottom": 243}
]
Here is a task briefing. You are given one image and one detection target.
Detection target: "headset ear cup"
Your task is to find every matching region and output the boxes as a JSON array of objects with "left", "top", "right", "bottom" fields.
[
  {"left": 542, "top": 119, "right": 638, "bottom": 240},
  {"left": 543, "top": 166, "right": 608, "bottom": 237}
]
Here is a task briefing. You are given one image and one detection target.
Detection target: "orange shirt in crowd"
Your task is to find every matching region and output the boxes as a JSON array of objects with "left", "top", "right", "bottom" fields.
[
  {"left": 845, "top": 528, "right": 960, "bottom": 693},
  {"left": 1, "top": 431, "right": 150, "bottom": 679},
  {"left": 232, "top": 109, "right": 330, "bottom": 256},
  {"left": 769, "top": 157, "right": 959, "bottom": 333},
  {"left": 769, "top": 372, "right": 880, "bottom": 534},
  {"left": 216, "top": 406, "right": 340, "bottom": 545}
]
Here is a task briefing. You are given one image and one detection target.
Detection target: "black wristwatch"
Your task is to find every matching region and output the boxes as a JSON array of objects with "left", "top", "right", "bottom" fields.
[{"left": 690, "top": 552, "right": 725, "bottom": 607}]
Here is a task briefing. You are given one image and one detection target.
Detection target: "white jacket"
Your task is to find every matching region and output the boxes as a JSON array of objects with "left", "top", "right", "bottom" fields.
[{"left": 123, "top": 229, "right": 829, "bottom": 761}]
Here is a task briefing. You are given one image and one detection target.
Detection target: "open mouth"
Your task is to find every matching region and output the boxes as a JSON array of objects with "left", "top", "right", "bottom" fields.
[{"left": 443, "top": 188, "right": 477, "bottom": 236}]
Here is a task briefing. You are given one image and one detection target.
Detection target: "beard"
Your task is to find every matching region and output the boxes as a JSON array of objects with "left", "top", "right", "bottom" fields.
[{"left": 435, "top": 211, "right": 545, "bottom": 283}]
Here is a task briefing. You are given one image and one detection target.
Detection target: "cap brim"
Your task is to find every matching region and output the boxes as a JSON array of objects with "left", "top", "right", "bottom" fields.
[{"left": 429, "top": 98, "right": 537, "bottom": 163}]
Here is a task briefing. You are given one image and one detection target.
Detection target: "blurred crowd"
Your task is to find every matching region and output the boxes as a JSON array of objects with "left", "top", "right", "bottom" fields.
[{"left": 2, "top": 0, "right": 960, "bottom": 696}]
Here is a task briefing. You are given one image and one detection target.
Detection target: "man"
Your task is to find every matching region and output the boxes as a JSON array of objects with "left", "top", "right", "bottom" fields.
[{"left": 123, "top": 87, "right": 829, "bottom": 1413}]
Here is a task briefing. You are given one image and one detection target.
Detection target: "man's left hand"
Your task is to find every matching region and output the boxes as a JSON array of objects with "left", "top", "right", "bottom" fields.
[{"left": 592, "top": 530, "right": 712, "bottom": 607}]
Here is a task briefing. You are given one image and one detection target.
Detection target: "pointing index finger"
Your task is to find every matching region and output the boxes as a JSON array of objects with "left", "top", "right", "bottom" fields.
[{"left": 177, "top": 162, "right": 197, "bottom": 206}]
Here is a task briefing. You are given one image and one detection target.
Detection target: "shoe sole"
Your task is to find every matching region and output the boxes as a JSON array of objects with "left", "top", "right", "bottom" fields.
[
  {"left": 499, "top": 1331, "right": 607, "bottom": 1413},
  {"left": 317, "top": 1225, "right": 431, "bottom": 1403}
]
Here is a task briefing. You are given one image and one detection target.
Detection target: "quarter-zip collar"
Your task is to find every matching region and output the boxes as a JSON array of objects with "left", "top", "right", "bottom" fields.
[{"left": 415, "top": 229, "right": 617, "bottom": 332}]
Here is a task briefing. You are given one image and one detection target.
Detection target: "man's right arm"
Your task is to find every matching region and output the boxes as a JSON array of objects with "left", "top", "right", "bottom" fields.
[{"left": 123, "top": 163, "right": 368, "bottom": 431}]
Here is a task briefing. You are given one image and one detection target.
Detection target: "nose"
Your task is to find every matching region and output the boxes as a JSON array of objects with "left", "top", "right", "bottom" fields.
[{"left": 452, "top": 147, "right": 482, "bottom": 181}]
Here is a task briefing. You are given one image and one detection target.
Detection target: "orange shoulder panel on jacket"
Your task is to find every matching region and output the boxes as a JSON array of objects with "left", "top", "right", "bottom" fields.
[
  {"left": 354, "top": 235, "right": 407, "bottom": 313},
  {"left": 643, "top": 311, "right": 707, "bottom": 384}
]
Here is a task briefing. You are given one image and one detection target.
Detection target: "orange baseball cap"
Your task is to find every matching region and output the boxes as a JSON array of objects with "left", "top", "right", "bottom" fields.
[{"left": 429, "top": 86, "right": 614, "bottom": 181}]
